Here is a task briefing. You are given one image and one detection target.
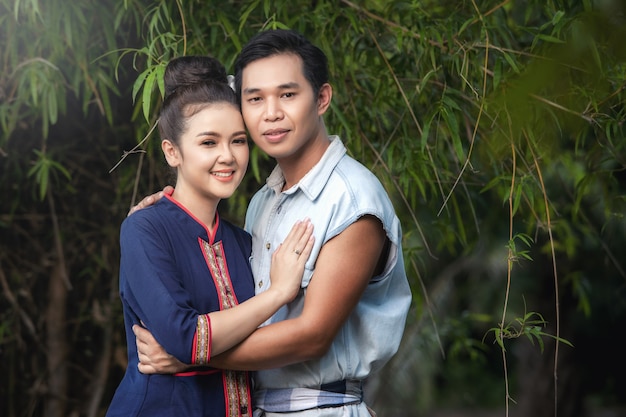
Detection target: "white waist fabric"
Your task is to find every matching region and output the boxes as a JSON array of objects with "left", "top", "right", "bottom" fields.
[{"left": 254, "top": 380, "right": 363, "bottom": 412}]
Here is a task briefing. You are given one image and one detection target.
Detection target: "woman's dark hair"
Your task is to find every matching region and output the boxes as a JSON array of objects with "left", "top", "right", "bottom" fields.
[
  {"left": 233, "top": 29, "right": 329, "bottom": 101},
  {"left": 159, "top": 55, "right": 237, "bottom": 145}
]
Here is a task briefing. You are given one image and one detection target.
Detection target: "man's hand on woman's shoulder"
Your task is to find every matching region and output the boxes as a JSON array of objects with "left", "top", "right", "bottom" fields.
[{"left": 127, "top": 185, "right": 174, "bottom": 216}]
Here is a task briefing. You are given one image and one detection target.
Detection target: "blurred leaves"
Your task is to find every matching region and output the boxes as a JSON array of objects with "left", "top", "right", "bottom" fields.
[{"left": 1, "top": 0, "right": 625, "bottom": 415}]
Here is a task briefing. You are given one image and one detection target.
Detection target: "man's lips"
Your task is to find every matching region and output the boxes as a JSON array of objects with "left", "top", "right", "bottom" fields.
[{"left": 263, "top": 129, "right": 289, "bottom": 142}]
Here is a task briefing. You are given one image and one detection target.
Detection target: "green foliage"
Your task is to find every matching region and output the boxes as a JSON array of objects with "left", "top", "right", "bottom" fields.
[
  {"left": 486, "top": 310, "right": 574, "bottom": 353},
  {"left": 1, "top": 0, "right": 625, "bottom": 416},
  {"left": 27, "top": 149, "right": 71, "bottom": 200}
]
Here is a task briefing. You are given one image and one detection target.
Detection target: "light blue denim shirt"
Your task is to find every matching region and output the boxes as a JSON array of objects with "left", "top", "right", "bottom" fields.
[{"left": 245, "top": 136, "right": 412, "bottom": 413}]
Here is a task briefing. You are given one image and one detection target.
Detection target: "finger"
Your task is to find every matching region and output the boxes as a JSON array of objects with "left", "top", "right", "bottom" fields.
[
  {"left": 142, "top": 196, "right": 155, "bottom": 208},
  {"left": 127, "top": 203, "right": 140, "bottom": 216},
  {"left": 283, "top": 219, "right": 311, "bottom": 250},
  {"left": 292, "top": 221, "right": 314, "bottom": 257},
  {"left": 135, "top": 337, "right": 147, "bottom": 355},
  {"left": 129, "top": 197, "right": 151, "bottom": 216},
  {"left": 136, "top": 339, "right": 144, "bottom": 353},
  {"left": 133, "top": 324, "right": 153, "bottom": 345},
  {"left": 137, "top": 362, "right": 157, "bottom": 375},
  {"left": 282, "top": 220, "right": 304, "bottom": 245},
  {"left": 296, "top": 220, "right": 314, "bottom": 247},
  {"left": 297, "top": 235, "right": 315, "bottom": 260}
]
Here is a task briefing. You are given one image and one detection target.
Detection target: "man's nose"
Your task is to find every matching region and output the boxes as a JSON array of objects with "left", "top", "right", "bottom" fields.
[{"left": 264, "top": 97, "right": 283, "bottom": 121}]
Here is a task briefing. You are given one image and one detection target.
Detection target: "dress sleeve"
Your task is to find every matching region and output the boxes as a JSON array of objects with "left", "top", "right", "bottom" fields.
[{"left": 119, "top": 213, "right": 205, "bottom": 364}]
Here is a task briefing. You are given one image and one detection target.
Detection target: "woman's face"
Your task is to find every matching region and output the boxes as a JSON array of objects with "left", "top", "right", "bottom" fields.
[{"left": 165, "top": 103, "right": 249, "bottom": 205}]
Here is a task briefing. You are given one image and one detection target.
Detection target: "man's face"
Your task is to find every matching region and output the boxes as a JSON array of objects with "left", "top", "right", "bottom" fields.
[{"left": 239, "top": 53, "right": 324, "bottom": 162}]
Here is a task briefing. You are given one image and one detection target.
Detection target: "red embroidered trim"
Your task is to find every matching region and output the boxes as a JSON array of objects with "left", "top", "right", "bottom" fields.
[
  {"left": 193, "top": 314, "right": 210, "bottom": 365},
  {"left": 199, "top": 238, "right": 251, "bottom": 416}
]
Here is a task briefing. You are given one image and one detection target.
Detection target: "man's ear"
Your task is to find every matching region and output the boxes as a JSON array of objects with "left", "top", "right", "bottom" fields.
[
  {"left": 317, "top": 83, "right": 332, "bottom": 116},
  {"left": 161, "top": 139, "right": 180, "bottom": 167}
]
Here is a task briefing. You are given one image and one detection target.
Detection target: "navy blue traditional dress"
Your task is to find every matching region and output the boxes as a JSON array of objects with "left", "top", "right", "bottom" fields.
[{"left": 106, "top": 191, "right": 254, "bottom": 417}]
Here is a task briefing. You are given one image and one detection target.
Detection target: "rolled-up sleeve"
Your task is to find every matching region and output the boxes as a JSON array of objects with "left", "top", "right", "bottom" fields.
[{"left": 119, "top": 214, "right": 201, "bottom": 364}]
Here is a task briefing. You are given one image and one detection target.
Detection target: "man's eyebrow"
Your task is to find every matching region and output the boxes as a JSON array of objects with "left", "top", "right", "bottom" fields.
[
  {"left": 242, "top": 87, "right": 260, "bottom": 95},
  {"left": 242, "top": 82, "right": 301, "bottom": 95},
  {"left": 277, "top": 82, "right": 300, "bottom": 90}
]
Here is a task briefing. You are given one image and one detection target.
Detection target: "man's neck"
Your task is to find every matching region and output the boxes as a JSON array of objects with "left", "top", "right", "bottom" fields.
[{"left": 279, "top": 134, "right": 330, "bottom": 190}]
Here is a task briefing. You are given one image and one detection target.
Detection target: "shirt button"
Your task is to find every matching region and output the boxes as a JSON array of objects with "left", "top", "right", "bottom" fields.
[
  {"left": 265, "top": 242, "right": 271, "bottom": 250},
  {"left": 258, "top": 280, "right": 263, "bottom": 288}
]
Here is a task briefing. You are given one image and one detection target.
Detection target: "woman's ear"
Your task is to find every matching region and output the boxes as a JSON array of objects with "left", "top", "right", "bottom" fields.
[
  {"left": 317, "top": 83, "right": 332, "bottom": 116},
  {"left": 161, "top": 139, "right": 180, "bottom": 167}
]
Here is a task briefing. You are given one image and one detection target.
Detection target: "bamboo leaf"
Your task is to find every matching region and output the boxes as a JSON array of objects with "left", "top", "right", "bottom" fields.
[
  {"left": 502, "top": 51, "right": 520, "bottom": 74},
  {"left": 142, "top": 67, "right": 157, "bottom": 122},
  {"left": 47, "top": 88, "right": 58, "bottom": 125},
  {"left": 536, "top": 34, "right": 565, "bottom": 44},
  {"left": 132, "top": 67, "right": 150, "bottom": 103}
]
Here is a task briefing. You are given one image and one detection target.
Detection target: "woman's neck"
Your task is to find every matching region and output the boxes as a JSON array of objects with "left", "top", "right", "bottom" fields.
[{"left": 170, "top": 187, "right": 218, "bottom": 229}]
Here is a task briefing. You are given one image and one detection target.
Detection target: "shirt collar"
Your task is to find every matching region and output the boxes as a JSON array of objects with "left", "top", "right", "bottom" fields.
[{"left": 266, "top": 135, "right": 346, "bottom": 200}]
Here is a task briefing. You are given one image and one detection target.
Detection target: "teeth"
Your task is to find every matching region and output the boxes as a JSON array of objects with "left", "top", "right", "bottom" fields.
[{"left": 212, "top": 172, "right": 232, "bottom": 177}]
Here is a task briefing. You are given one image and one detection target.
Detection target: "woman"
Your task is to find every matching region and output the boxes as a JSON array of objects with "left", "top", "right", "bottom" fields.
[{"left": 106, "top": 55, "right": 314, "bottom": 417}]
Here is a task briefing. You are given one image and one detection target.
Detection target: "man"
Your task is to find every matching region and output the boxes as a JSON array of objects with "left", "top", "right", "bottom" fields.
[{"left": 132, "top": 29, "right": 411, "bottom": 416}]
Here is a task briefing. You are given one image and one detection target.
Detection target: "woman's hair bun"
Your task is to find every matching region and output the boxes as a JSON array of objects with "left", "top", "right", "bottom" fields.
[
  {"left": 158, "top": 55, "right": 237, "bottom": 147},
  {"left": 163, "top": 56, "right": 228, "bottom": 98}
]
